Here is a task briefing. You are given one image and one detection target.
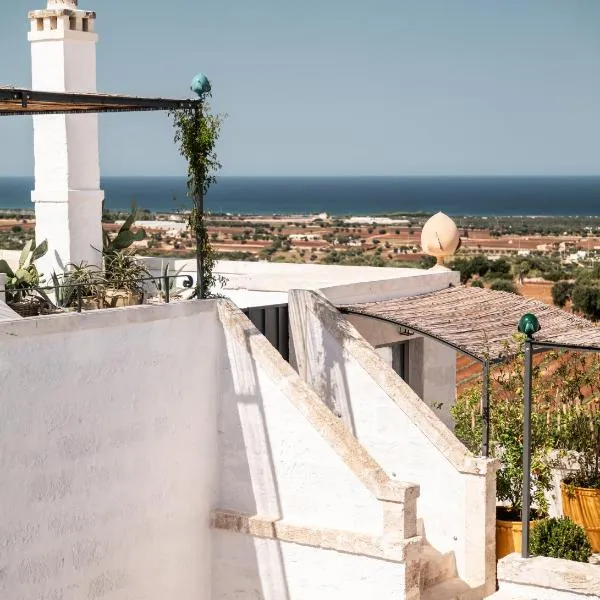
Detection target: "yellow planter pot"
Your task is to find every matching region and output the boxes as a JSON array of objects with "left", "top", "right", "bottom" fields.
[
  {"left": 496, "top": 509, "right": 538, "bottom": 560},
  {"left": 561, "top": 483, "right": 600, "bottom": 552}
]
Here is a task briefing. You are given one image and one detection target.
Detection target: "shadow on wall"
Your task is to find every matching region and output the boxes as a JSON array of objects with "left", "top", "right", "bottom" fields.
[{"left": 215, "top": 316, "right": 291, "bottom": 600}]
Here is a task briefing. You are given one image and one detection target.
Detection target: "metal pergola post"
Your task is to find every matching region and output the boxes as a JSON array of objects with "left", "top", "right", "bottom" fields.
[
  {"left": 482, "top": 360, "right": 490, "bottom": 457},
  {"left": 521, "top": 335, "right": 534, "bottom": 558}
]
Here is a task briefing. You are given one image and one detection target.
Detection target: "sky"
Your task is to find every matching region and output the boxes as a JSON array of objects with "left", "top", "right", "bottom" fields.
[{"left": 0, "top": 0, "right": 599, "bottom": 177}]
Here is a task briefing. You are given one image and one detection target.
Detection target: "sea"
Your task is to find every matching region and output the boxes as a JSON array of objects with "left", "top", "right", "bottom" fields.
[{"left": 1, "top": 176, "right": 600, "bottom": 216}]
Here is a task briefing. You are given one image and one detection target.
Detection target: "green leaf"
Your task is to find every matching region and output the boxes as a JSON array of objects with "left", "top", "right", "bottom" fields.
[
  {"left": 111, "top": 231, "right": 135, "bottom": 250},
  {"left": 132, "top": 228, "right": 146, "bottom": 242},
  {"left": 31, "top": 239, "right": 48, "bottom": 262},
  {"left": 0, "top": 259, "right": 15, "bottom": 278},
  {"left": 119, "top": 209, "right": 137, "bottom": 234},
  {"left": 19, "top": 239, "right": 33, "bottom": 269}
]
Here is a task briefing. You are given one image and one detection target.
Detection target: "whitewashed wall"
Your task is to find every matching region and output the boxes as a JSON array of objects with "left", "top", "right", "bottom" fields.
[
  {"left": 346, "top": 314, "right": 457, "bottom": 429},
  {"left": 214, "top": 300, "right": 420, "bottom": 600},
  {"left": 289, "top": 290, "right": 498, "bottom": 597},
  {"left": 0, "top": 303, "right": 219, "bottom": 600},
  {"left": 0, "top": 300, "right": 422, "bottom": 600}
]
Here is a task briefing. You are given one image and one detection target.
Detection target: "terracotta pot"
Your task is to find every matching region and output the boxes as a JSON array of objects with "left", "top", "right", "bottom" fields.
[
  {"left": 561, "top": 482, "right": 600, "bottom": 552},
  {"left": 496, "top": 508, "right": 538, "bottom": 559},
  {"left": 104, "top": 289, "right": 143, "bottom": 308}
]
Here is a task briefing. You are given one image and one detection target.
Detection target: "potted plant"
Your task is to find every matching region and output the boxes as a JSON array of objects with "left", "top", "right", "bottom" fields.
[
  {"left": 48, "top": 262, "right": 107, "bottom": 311},
  {"left": 560, "top": 412, "right": 600, "bottom": 552},
  {"left": 101, "top": 206, "right": 148, "bottom": 307},
  {"left": 103, "top": 250, "right": 149, "bottom": 307},
  {"left": 0, "top": 239, "right": 50, "bottom": 316},
  {"left": 452, "top": 337, "right": 555, "bottom": 559}
]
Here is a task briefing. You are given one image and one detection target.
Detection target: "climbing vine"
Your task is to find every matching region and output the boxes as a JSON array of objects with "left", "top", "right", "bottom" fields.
[{"left": 172, "top": 100, "right": 224, "bottom": 298}]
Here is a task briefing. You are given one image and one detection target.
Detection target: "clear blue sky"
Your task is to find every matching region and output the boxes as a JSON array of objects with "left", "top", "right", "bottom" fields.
[{"left": 1, "top": 0, "right": 600, "bottom": 176}]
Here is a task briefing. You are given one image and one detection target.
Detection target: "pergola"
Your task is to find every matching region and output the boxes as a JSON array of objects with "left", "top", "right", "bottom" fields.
[
  {"left": 341, "top": 284, "right": 600, "bottom": 557},
  {"left": 0, "top": 86, "right": 200, "bottom": 115}
]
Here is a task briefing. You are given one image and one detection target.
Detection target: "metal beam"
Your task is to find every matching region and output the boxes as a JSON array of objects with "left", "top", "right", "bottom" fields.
[{"left": 0, "top": 87, "right": 200, "bottom": 116}]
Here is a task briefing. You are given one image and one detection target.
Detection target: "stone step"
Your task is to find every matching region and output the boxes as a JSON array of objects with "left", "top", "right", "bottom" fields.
[
  {"left": 485, "top": 593, "right": 521, "bottom": 600},
  {"left": 420, "top": 545, "right": 457, "bottom": 590},
  {"left": 420, "top": 577, "right": 485, "bottom": 600}
]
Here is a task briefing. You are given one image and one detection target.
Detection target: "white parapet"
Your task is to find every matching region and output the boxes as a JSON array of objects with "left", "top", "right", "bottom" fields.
[{"left": 28, "top": 1, "right": 103, "bottom": 277}]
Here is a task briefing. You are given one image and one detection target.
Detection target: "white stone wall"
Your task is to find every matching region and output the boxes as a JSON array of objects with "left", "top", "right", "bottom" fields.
[
  {"left": 346, "top": 314, "right": 457, "bottom": 429},
  {"left": 289, "top": 290, "right": 498, "bottom": 595},
  {"left": 0, "top": 303, "right": 219, "bottom": 600},
  {"left": 0, "top": 300, "right": 421, "bottom": 600},
  {"left": 213, "top": 530, "right": 407, "bottom": 600}
]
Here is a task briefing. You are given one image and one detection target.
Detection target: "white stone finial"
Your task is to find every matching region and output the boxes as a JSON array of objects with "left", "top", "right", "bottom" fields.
[
  {"left": 420, "top": 211, "right": 461, "bottom": 268},
  {"left": 47, "top": 0, "right": 78, "bottom": 8}
]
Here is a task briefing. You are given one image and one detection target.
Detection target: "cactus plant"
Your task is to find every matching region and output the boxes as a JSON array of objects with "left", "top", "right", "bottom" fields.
[{"left": 0, "top": 239, "right": 48, "bottom": 302}]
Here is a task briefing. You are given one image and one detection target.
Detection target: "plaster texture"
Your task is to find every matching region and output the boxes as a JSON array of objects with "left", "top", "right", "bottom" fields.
[
  {"left": 0, "top": 299, "right": 429, "bottom": 599},
  {"left": 289, "top": 289, "right": 498, "bottom": 596},
  {"left": 213, "top": 529, "right": 408, "bottom": 600},
  {"left": 29, "top": 3, "right": 103, "bottom": 275},
  {"left": 0, "top": 302, "right": 220, "bottom": 599},
  {"left": 346, "top": 314, "right": 457, "bottom": 429},
  {"left": 496, "top": 553, "right": 600, "bottom": 600}
]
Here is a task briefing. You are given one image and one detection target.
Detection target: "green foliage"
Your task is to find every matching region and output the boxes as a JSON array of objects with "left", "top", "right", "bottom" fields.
[
  {"left": 49, "top": 263, "right": 106, "bottom": 308},
  {"left": 452, "top": 337, "right": 556, "bottom": 515},
  {"left": 530, "top": 517, "right": 592, "bottom": 562},
  {"left": 103, "top": 251, "right": 149, "bottom": 296},
  {"left": 471, "top": 279, "right": 484, "bottom": 288},
  {"left": 0, "top": 239, "right": 48, "bottom": 302},
  {"left": 571, "top": 281, "right": 600, "bottom": 321},
  {"left": 490, "top": 279, "right": 519, "bottom": 294},
  {"left": 418, "top": 255, "right": 436, "bottom": 269},
  {"left": 172, "top": 101, "right": 225, "bottom": 298},
  {"left": 102, "top": 207, "right": 146, "bottom": 256},
  {"left": 454, "top": 340, "right": 600, "bottom": 511},
  {"left": 551, "top": 280, "right": 574, "bottom": 308}
]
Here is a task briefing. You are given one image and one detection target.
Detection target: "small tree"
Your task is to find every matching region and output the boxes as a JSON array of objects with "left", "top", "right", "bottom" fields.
[
  {"left": 490, "top": 279, "right": 519, "bottom": 294},
  {"left": 172, "top": 93, "right": 224, "bottom": 298},
  {"left": 551, "top": 280, "right": 574, "bottom": 308}
]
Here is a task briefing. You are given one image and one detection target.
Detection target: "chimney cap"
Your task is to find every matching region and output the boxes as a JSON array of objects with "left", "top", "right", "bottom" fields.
[{"left": 47, "top": 0, "right": 78, "bottom": 8}]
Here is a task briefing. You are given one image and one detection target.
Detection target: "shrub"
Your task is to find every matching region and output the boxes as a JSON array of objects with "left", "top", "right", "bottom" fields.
[
  {"left": 552, "top": 280, "right": 574, "bottom": 308},
  {"left": 530, "top": 517, "right": 592, "bottom": 563},
  {"left": 490, "top": 279, "right": 519, "bottom": 294},
  {"left": 471, "top": 279, "right": 484, "bottom": 288}
]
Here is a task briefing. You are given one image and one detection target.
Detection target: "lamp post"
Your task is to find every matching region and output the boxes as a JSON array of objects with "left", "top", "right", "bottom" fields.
[{"left": 517, "top": 312, "right": 541, "bottom": 558}]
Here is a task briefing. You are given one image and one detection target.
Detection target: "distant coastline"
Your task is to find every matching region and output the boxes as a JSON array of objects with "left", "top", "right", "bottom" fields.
[{"left": 1, "top": 175, "right": 600, "bottom": 216}]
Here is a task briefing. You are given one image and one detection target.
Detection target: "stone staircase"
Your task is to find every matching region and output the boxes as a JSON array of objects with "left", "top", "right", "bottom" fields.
[{"left": 420, "top": 545, "right": 488, "bottom": 600}]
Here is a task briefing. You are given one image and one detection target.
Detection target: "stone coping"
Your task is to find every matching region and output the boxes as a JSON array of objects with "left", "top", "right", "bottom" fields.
[
  {"left": 211, "top": 509, "right": 421, "bottom": 564},
  {"left": 498, "top": 553, "right": 600, "bottom": 597},
  {"left": 290, "top": 289, "right": 498, "bottom": 477},
  {"left": 216, "top": 299, "right": 420, "bottom": 507}
]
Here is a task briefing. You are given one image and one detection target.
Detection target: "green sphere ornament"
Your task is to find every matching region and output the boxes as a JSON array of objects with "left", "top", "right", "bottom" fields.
[
  {"left": 191, "top": 73, "right": 211, "bottom": 97},
  {"left": 518, "top": 313, "right": 541, "bottom": 337}
]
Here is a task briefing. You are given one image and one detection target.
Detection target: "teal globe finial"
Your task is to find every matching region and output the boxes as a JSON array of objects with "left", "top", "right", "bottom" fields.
[
  {"left": 191, "top": 73, "right": 211, "bottom": 98},
  {"left": 518, "top": 313, "right": 541, "bottom": 337}
]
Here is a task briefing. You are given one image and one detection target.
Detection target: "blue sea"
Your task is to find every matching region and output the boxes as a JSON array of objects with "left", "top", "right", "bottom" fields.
[{"left": 1, "top": 176, "right": 600, "bottom": 216}]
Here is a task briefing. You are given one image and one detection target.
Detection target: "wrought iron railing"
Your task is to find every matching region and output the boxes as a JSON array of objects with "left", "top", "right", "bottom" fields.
[{"left": 3, "top": 273, "right": 194, "bottom": 314}]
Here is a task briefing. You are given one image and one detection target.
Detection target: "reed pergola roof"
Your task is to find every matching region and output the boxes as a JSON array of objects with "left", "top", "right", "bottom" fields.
[
  {"left": 0, "top": 87, "right": 199, "bottom": 116},
  {"left": 341, "top": 285, "right": 600, "bottom": 363}
]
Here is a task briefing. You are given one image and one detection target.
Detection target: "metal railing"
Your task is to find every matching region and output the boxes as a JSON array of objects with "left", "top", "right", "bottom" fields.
[{"left": 4, "top": 273, "right": 194, "bottom": 313}]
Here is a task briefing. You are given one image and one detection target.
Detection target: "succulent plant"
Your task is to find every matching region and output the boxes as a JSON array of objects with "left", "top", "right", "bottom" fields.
[{"left": 0, "top": 239, "right": 48, "bottom": 302}]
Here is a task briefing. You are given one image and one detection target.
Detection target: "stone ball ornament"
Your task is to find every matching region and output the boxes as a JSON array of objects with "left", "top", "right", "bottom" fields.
[
  {"left": 518, "top": 313, "right": 541, "bottom": 338},
  {"left": 191, "top": 73, "right": 212, "bottom": 98},
  {"left": 420, "top": 211, "right": 461, "bottom": 266}
]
